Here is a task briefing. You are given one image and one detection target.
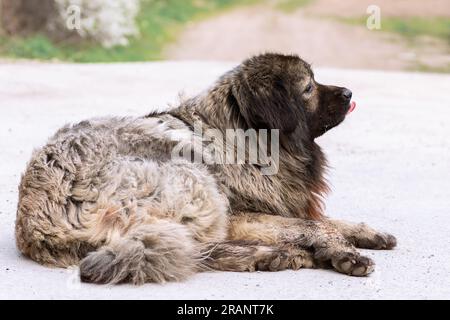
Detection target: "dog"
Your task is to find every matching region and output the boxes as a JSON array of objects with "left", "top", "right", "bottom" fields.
[{"left": 15, "top": 53, "right": 396, "bottom": 284}]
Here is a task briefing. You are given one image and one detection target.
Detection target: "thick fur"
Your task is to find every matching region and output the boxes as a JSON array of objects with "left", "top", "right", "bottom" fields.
[{"left": 16, "top": 53, "right": 396, "bottom": 284}]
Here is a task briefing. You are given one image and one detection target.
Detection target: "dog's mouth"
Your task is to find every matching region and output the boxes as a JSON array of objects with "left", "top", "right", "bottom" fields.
[
  {"left": 323, "top": 100, "right": 356, "bottom": 133},
  {"left": 314, "top": 99, "right": 357, "bottom": 138},
  {"left": 347, "top": 101, "right": 356, "bottom": 115}
]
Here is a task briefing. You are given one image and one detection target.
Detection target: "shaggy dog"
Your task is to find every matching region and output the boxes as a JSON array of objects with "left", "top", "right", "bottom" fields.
[{"left": 15, "top": 53, "right": 396, "bottom": 284}]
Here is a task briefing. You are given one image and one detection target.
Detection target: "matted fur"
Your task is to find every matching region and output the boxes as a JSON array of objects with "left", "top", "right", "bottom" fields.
[{"left": 16, "top": 53, "right": 396, "bottom": 284}]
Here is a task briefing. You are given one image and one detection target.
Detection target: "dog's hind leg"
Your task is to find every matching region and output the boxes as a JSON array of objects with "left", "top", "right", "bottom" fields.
[
  {"left": 202, "top": 240, "right": 317, "bottom": 272},
  {"left": 79, "top": 218, "right": 201, "bottom": 285},
  {"left": 227, "top": 213, "right": 375, "bottom": 276},
  {"left": 326, "top": 219, "right": 397, "bottom": 250},
  {"left": 79, "top": 159, "right": 230, "bottom": 285}
]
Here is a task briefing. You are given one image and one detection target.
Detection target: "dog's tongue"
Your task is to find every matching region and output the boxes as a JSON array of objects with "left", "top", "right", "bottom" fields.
[{"left": 347, "top": 101, "right": 356, "bottom": 114}]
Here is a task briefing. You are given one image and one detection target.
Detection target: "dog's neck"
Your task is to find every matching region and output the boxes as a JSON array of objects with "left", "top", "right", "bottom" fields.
[{"left": 169, "top": 76, "right": 242, "bottom": 132}]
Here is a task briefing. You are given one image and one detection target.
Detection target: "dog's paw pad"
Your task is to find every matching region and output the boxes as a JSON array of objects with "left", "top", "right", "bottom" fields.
[
  {"left": 268, "top": 255, "right": 282, "bottom": 270},
  {"left": 255, "top": 250, "right": 288, "bottom": 271},
  {"left": 333, "top": 253, "right": 375, "bottom": 277}
]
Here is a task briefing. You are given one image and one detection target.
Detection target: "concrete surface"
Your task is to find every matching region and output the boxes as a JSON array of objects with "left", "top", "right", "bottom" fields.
[{"left": 0, "top": 61, "right": 449, "bottom": 300}]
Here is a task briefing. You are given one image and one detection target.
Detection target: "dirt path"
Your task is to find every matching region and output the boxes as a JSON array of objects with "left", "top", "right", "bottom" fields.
[{"left": 165, "top": 1, "right": 450, "bottom": 71}]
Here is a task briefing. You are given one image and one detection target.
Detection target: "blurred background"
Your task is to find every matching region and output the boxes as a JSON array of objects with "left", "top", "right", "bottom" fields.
[
  {"left": 0, "top": 0, "right": 449, "bottom": 72},
  {"left": 1, "top": 1, "right": 450, "bottom": 300}
]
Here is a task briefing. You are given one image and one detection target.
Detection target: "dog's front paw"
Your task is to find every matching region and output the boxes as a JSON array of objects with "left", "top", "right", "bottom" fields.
[
  {"left": 356, "top": 231, "right": 397, "bottom": 250},
  {"left": 350, "top": 223, "right": 398, "bottom": 250},
  {"left": 374, "top": 232, "right": 397, "bottom": 250},
  {"left": 332, "top": 252, "right": 375, "bottom": 277}
]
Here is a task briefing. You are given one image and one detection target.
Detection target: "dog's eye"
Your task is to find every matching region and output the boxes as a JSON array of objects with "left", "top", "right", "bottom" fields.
[{"left": 304, "top": 83, "right": 313, "bottom": 94}]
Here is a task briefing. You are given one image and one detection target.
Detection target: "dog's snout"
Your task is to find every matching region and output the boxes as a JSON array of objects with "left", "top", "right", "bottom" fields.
[{"left": 341, "top": 89, "right": 352, "bottom": 100}]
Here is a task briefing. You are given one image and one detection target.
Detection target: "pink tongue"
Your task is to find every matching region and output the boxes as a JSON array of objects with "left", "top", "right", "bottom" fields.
[{"left": 347, "top": 101, "right": 356, "bottom": 114}]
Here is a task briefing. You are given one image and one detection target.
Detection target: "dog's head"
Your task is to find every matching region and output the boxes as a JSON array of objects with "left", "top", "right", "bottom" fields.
[{"left": 231, "top": 53, "right": 355, "bottom": 139}]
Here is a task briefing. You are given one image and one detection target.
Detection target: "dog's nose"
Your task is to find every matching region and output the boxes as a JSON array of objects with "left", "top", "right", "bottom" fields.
[{"left": 341, "top": 89, "right": 352, "bottom": 100}]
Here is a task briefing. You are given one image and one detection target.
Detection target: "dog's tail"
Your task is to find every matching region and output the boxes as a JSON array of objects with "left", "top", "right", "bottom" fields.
[{"left": 79, "top": 220, "right": 199, "bottom": 285}]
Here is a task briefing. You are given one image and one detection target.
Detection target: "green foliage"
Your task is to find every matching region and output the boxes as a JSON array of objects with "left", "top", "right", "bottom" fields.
[
  {"left": 2, "top": 35, "right": 59, "bottom": 60},
  {"left": 341, "top": 16, "right": 450, "bottom": 42},
  {"left": 275, "top": 0, "right": 314, "bottom": 13},
  {"left": 411, "top": 62, "right": 450, "bottom": 74},
  {"left": 382, "top": 17, "right": 450, "bottom": 41}
]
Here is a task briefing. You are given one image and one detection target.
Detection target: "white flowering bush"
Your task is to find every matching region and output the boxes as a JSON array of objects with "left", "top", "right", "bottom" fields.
[{"left": 53, "top": 0, "right": 140, "bottom": 47}]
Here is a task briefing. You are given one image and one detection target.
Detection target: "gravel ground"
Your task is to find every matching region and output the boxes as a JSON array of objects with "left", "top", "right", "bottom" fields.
[{"left": 0, "top": 61, "right": 449, "bottom": 299}]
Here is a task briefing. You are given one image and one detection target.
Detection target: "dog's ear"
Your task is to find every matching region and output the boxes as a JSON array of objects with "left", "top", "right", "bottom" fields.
[{"left": 231, "top": 72, "right": 298, "bottom": 134}]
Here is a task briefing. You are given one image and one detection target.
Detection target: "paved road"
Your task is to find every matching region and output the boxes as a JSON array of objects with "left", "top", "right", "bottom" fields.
[{"left": 1, "top": 62, "right": 449, "bottom": 299}]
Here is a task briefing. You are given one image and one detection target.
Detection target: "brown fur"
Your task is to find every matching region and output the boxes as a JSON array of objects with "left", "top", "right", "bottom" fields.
[{"left": 15, "top": 53, "right": 396, "bottom": 284}]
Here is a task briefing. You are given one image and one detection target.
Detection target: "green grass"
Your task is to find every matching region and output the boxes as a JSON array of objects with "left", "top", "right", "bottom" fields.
[
  {"left": 0, "top": 0, "right": 258, "bottom": 62},
  {"left": 339, "top": 16, "right": 450, "bottom": 73},
  {"left": 410, "top": 63, "right": 450, "bottom": 74},
  {"left": 382, "top": 17, "right": 450, "bottom": 41},
  {"left": 275, "top": 0, "right": 314, "bottom": 13},
  {"left": 341, "top": 16, "right": 450, "bottom": 42}
]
